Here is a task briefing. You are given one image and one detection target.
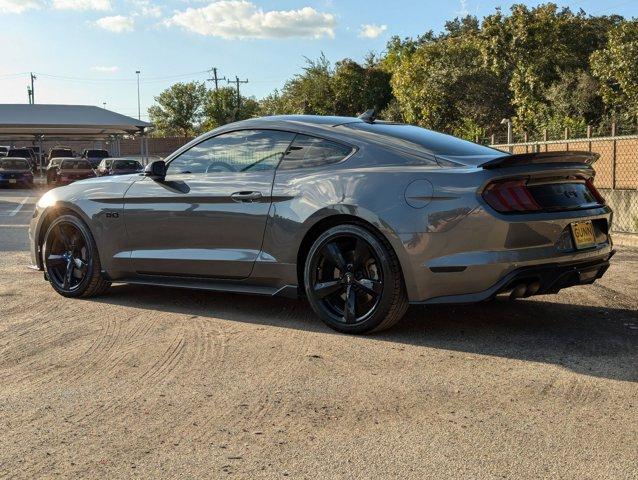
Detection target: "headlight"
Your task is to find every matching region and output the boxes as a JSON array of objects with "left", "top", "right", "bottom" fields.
[{"left": 37, "top": 191, "right": 57, "bottom": 208}]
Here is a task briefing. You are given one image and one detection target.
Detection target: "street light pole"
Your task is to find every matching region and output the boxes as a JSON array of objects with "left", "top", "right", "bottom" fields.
[
  {"left": 135, "top": 70, "right": 141, "bottom": 120},
  {"left": 501, "top": 118, "right": 513, "bottom": 152}
]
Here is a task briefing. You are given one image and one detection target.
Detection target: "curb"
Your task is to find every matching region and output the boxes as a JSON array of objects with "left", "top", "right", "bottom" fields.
[{"left": 613, "top": 233, "right": 638, "bottom": 248}]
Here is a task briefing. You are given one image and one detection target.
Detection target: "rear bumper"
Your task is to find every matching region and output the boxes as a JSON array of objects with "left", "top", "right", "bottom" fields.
[{"left": 417, "top": 250, "right": 614, "bottom": 304}]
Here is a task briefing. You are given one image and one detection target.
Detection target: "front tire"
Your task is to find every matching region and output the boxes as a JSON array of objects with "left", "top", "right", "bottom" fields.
[
  {"left": 304, "top": 224, "right": 408, "bottom": 334},
  {"left": 42, "top": 214, "right": 111, "bottom": 298}
]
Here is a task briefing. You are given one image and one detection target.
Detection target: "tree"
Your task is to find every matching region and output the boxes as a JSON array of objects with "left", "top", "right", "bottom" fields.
[
  {"left": 591, "top": 20, "right": 638, "bottom": 119},
  {"left": 202, "top": 86, "right": 259, "bottom": 130},
  {"left": 148, "top": 82, "right": 206, "bottom": 137},
  {"left": 332, "top": 57, "right": 392, "bottom": 116},
  {"left": 390, "top": 28, "right": 511, "bottom": 138}
]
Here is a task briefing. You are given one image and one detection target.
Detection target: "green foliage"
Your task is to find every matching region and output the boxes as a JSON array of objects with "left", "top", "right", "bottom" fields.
[
  {"left": 148, "top": 81, "right": 207, "bottom": 137},
  {"left": 202, "top": 86, "right": 259, "bottom": 130},
  {"left": 591, "top": 20, "right": 638, "bottom": 118}
]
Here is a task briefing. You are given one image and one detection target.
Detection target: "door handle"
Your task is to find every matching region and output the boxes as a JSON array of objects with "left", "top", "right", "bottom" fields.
[{"left": 231, "top": 191, "right": 263, "bottom": 203}]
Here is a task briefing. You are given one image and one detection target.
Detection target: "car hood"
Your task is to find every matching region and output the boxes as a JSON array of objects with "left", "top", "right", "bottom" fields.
[{"left": 37, "top": 173, "right": 142, "bottom": 206}]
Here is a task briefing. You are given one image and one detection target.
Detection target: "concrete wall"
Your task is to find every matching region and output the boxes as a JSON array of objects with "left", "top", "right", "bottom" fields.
[{"left": 600, "top": 189, "right": 638, "bottom": 234}]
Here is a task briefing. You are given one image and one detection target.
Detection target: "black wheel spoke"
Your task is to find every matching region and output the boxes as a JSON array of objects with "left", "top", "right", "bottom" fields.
[
  {"left": 313, "top": 280, "right": 343, "bottom": 299},
  {"left": 322, "top": 242, "right": 347, "bottom": 271},
  {"left": 343, "top": 284, "right": 356, "bottom": 323},
  {"left": 55, "top": 224, "right": 72, "bottom": 249},
  {"left": 63, "top": 258, "right": 74, "bottom": 289},
  {"left": 355, "top": 278, "right": 382, "bottom": 297},
  {"left": 46, "top": 254, "right": 66, "bottom": 267},
  {"left": 352, "top": 238, "right": 369, "bottom": 270}
]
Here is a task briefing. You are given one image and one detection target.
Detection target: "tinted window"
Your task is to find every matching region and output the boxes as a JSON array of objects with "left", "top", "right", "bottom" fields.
[
  {"left": 87, "top": 150, "right": 109, "bottom": 158},
  {"left": 344, "top": 123, "right": 507, "bottom": 165},
  {"left": 60, "top": 160, "right": 92, "bottom": 170},
  {"left": 167, "top": 130, "right": 295, "bottom": 175},
  {"left": 0, "top": 159, "right": 29, "bottom": 169},
  {"left": 113, "top": 160, "right": 142, "bottom": 170},
  {"left": 50, "top": 149, "right": 72, "bottom": 158},
  {"left": 279, "top": 134, "right": 353, "bottom": 170},
  {"left": 9, "top": 149, "right": 32, "bottom": 158}
]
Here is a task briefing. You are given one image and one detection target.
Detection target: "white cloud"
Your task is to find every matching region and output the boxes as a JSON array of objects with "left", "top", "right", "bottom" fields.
[
  {"left": 0, "top": 0, "right": 44, "bottom": 14},
  {"left": 90, "top": 65, "right": 119, "bottom": 73},
  {"left": 166, "top": 1, "right": 336, "bottom": 39},
  {"left": 130, "top": 0, "right": 162, "bottom": 18},
  {"left": 358, "top": 23, "right": 387, "bottom": 39},
  {"left": 53, "top": 0, "right": 112, "bottom": 10},
  {"left": 94, "top": 15, "right": 134, "bottom": 33}
]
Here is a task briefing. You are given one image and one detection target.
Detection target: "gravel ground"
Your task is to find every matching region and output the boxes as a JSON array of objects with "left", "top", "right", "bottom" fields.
[{"left": 0, "top": 188, "right": 637, "bottom": 479}]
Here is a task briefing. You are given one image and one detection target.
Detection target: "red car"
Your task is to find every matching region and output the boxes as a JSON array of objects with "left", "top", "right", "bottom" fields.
[{"left": 54, "top": 158, "right": 96, "bottom": 185}]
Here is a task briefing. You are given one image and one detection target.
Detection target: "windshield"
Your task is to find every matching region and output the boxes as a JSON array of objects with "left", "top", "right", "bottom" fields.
[
  {"left": 113, "top": 160, "right": 142, "bottom": 170},
  {"left": 51, "top": 149, "right": 72, "bottom": 158},
  {"left": 344, "top": 123, "right": 508, "bottom": 165},
  {"left": 87, "top": 150, "right": 109, "bottom": 158},
  {"left": 60, "top": 159, "right": 92, "bottom": 170},
  {"left": 9, "top": 149, "right": 32, "bottom": 157},
  {"left": 0, "top": 159, "right": 29, "bottom": 170}
]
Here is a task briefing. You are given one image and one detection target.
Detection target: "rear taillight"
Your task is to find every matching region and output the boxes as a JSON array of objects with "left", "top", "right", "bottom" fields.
[
  {"left": 482, "top": 179, "right": 541, "bottom": 213},
  {"left": 585, "top": 179, "right": 606, "bottom": 205}
]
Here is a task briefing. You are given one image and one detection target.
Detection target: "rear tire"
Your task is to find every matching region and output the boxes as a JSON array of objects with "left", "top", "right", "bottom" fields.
[
  {"left": 42, "top": 214, "right": 111, "bottom": 298},
  {"left": 304, "top": 224, "right": 408, "bottom": 334}
]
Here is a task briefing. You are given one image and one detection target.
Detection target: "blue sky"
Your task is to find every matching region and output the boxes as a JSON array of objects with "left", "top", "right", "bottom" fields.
[{"left": 0, "top": 0, "right": 635, "bottom": 121}]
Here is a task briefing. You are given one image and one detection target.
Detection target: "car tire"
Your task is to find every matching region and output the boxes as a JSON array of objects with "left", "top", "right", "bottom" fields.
[
  {"left": 42, "top": 214, "right": 111, "bottom": 298},
  {"left": 304, "top": 224, "right": 408, "bottom": 334}
]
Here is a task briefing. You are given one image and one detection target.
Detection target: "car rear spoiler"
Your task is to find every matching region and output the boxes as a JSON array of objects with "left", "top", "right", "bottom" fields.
[{"left": 480, "top": 151, "right": 599, "bottom": 169}]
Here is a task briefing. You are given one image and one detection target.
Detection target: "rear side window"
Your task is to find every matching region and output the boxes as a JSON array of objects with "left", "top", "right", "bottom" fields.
[
  {"left": 279, "top": 134, "right": 353, "bottom": 170},
  {"left": 61, "top": 160, "right": 92, "bottom": 170}
]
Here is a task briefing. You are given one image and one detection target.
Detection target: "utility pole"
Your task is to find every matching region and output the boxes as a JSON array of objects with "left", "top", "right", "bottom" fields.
[
  {"left": 228, "top": 76, "right": 248, "bottom": 110},
  {"left": 27, "top": 86, "right": 33, "bottom": 104},
  {"left": 30, "top": 73, "right": 36, "bottom": 104},
  {"left": 207, "top": 67, "right": 226, "bottom": 91},
  {"left": 135, "top": 70, "right": 141, "bottom": 120}
]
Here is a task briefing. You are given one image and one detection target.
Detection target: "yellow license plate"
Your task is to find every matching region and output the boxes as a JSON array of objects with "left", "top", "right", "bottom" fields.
[{"left": 571, "top": 220, "right": 596, "bottom": 249}]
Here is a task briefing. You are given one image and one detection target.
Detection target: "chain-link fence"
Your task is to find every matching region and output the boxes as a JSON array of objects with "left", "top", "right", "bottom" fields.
[{"left": 491, "top": 135, "right": 638, "bottom": 234}]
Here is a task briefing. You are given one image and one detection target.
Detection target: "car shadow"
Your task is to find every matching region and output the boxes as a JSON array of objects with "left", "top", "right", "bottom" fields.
[{"left": 92, "top": 284, "right": 638, "bottom": 383}]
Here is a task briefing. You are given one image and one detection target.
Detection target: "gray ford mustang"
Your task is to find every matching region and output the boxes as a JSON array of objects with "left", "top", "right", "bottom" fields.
[{"left": 29, "top": 115, "right": 614, "bottom": 333}]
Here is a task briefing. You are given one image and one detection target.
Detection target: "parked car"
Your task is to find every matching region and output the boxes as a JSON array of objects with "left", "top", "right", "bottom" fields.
[
  {"left": 51, "top": 158, "right": 96, "bottom": 185},
  {"left": 7, "top": 148, "right": 37, "bottom": 172},
  {"left": 30, "top": 114, "right": 614, "bottom": 334},
  {"left": 46, "top": 158, "right": 64, "bottom": 185},
  {"left": 0, "top": 157, "right": 34, "bottom": 187},
  {"left": 82, "top": 149, "right": 110, "bottom": 169},
  {"left": 0, "top": 146, "right": 10, "bottom": 157},
  {"left": 97, "top": 158, "right": 143, "bottom": 176},
  {"left": 47, "top": 147, "right": 74, "bottom": 165},
  {"left": 96, "top": 158, "right": 113, "bottom": 176}
]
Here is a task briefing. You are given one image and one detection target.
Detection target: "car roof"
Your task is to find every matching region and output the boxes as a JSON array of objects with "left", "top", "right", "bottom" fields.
[{"left": 1, "top": 156, "right": 30, "bottom": 161}]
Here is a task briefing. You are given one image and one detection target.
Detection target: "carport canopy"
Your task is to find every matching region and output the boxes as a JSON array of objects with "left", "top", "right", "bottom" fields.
[{"left": 0, "top": 104, "right": 151, "bottom": 141}]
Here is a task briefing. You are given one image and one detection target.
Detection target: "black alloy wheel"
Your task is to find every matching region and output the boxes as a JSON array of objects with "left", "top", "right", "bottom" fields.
[
  {"left": 304, "top": 224, "right": 408, "bottom": 334},
  {"left": 43, "top": 215, "right": 110, "bottom": 298}
]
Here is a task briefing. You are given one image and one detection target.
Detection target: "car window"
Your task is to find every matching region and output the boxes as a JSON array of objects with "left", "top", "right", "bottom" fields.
[
  {"left": 60, "top": 160, "right": 92, "bottom": 170},
  {"left": 344, "top": 123, "right": 507, "bottom": 165},
  {"left": 51, "top": 149, "right": 72, "bottom": 158},
  {"left": 278, "top": 134, "right": 353, "bottom": 170},
  {"left": 0, "top": 159, "right": 29, "bottom": 169},
  {"left": 113, "top": 160, "right": 142, "bottom": 170},
  {"left": 167, "top": 130, "right": 296, "bottom": 175},
  {"left": 88, "top": 150, "right": 109, "bottom": 158}
]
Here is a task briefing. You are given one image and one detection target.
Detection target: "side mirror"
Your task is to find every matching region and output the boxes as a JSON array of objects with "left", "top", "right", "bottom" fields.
[{"left": 145, "top": 160, "right": 166, "bottom": 180}]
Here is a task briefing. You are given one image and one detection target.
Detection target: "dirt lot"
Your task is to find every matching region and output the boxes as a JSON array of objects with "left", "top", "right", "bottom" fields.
[{"left": 0, "top": 188, "right": 637, "bottom": 479}]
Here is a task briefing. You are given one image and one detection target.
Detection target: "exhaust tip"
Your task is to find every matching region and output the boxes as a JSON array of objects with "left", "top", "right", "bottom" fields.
[{"left": 509, "top": 283, "right": 527, "bottom": 300}]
